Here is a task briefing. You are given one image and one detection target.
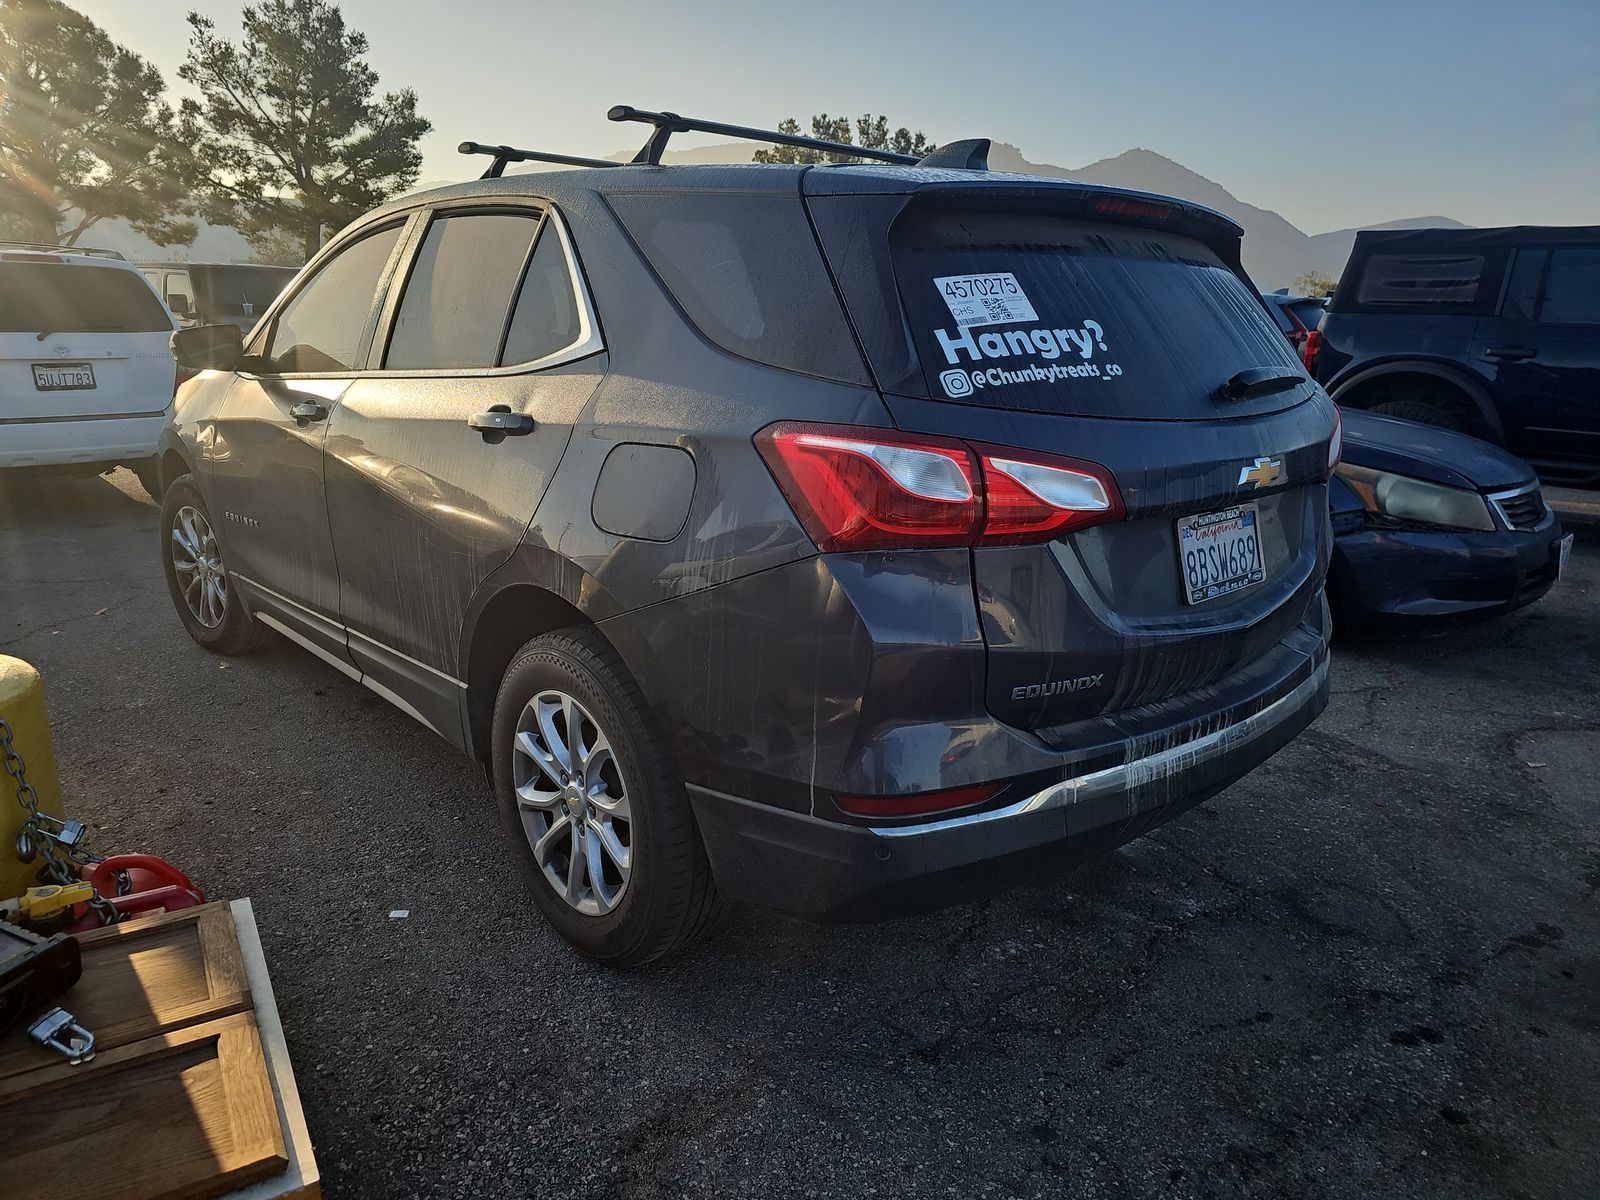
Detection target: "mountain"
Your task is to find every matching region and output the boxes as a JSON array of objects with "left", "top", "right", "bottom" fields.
[{"left": 70, "top": 145, "right": 1466, "bottom": 289}]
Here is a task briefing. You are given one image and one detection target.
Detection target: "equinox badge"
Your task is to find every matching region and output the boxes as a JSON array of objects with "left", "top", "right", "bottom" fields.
[{"left": 1237, "top": 456, "right": 1284, "bottom": 490}]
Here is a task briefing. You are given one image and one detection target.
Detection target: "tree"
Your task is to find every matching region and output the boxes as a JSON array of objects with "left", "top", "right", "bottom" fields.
[
  {"left": 179, "top": 0, "right": 430, "bottom": 261},
  {"left": 0, "top": 0, "right": 194, "bottom": 245},
  {"left": 752, "top": 114, "right": 934, "bottom": 165},
  {"left": 1293, "top": 270, "right": 1337, "bottom": 299}
]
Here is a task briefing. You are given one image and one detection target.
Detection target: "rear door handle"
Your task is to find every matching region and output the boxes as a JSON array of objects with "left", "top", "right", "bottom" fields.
[
  {"left": 1485, "top": 346, "right": 1535, "bottom": 361},
  {"left": 468, "top": 408, "right": 536, "bottom": 442},
  {"left": 290, "top": 401, "right": 328, "bottom": 423}
]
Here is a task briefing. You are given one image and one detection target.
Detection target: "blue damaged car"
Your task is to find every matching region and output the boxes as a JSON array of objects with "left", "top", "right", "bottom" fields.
[{"left": 1328, "top": 408, "right": 1573, "bottom": 629}]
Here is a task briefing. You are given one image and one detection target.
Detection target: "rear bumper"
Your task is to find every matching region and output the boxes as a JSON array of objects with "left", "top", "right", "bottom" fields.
[
  {"left": 689, "top": 620, "right": 1329, "bottom": 920},
  {"left": 1330, "top": 518, "right": 1565, "bottom": 623},
  {"left": 0, "top": 410, "right": 168, "bottom": 469}
]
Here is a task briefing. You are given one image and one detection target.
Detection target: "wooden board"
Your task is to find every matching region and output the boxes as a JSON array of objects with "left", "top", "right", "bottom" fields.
[
  {"left": 0, "top": 903, "right": 250, "bottom": 1081},
  {"left": 0, "top": 1011, "right": 288, "bottom": 1200}
]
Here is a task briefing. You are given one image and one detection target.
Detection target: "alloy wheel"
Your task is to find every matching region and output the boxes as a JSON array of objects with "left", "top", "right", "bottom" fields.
[
  {"left": 511, "top": 689, "right": 633, "bottom": 915},
  {"left": 171, "top": 505, "right": 227, "bottom": 629}
]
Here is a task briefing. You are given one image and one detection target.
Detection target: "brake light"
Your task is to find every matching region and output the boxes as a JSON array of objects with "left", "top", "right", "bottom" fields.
[
  {"left": 754, "top": 424, "right": 980, "bottom": 552},
  {"left": 1093, "top": 195, "right": 1175, "bottom": 222},
  {"left": 972, "top": 446, "right": 1124, "bottom": 543},
  {"left": 835, "top": 783, "right": 999, "bottom": 819},
  {"left": 1327, "top": 406, "right": 1343, "bottom": 475},
  {"left": 755, "top": 422, "right": 1124, "bottom": 551},
  {"left": 1301, "top": 328, "right": 1321, "bottom": 375}
]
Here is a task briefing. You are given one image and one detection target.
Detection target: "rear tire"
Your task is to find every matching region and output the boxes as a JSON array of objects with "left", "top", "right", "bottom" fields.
[
  {"left": 490, "top": 626, "right": 722, "bottom": 967},
  {"left": 159, "top": 474, "right": 275, "bottom": 655}
]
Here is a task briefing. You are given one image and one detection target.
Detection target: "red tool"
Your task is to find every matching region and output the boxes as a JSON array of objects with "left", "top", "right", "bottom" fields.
[{"left": 67, "top": 855, "right": 205, "bottom": 932}]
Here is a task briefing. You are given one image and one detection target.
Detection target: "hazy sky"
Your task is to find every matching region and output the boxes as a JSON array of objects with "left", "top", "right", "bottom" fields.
[{"left": 74, "top": 0, "right": 1598, "bottom": 235}]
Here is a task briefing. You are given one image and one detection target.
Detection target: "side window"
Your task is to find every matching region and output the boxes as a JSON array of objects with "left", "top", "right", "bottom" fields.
[
  {"left": 1356, "top": 254, "right": 1487, "bottom": 307},
  {"left": 164, "top": 271, "right": 194, "bottom": 315},
  {"left": 1501, "top": 250, "right": 1546, "bottom": 321},
  {"left": 384, "top": 212, "right": 543, "bottom": 370},
  {"left": 1540, "top": 248, "right": 1600, "bottom": 325},
  {"left": 501, "top": 225, "right": 581, "bottom": 365},
  {"left": 265, "top": 224, "right": 404, "bottom": 373}
]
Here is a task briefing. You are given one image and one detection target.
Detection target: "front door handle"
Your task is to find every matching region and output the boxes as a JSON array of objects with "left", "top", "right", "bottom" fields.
[
  {"left": 468, "top": 408, "right": 536, "bottom": 443},
  {"left": 1485, "top": 346, "right": 1535, "bottom": 361},
  {"left": 290, "top": 401, "right": 328, "bottom": 423}
]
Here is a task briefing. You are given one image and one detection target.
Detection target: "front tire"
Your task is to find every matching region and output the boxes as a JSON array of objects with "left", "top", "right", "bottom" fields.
[
  {"left": 159, "top": 474, "right": 274, "bottom": 655},
  {"left": 491, "top": 626, "right": 721, "bottom": 967}
]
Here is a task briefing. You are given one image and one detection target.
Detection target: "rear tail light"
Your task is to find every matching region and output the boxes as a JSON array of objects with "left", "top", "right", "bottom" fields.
[
  {"left": 1327, "top": 406, "right": 1343, "bottom": 475},
  {"left": 755, "top": 422, "right": 1123, "bottom": 551},
  {"left": 1301, "top": 328, "right": 1322, "bottom": 375},
  {"left": 835, "top": 783, "right": 999, "bottom": 819}
]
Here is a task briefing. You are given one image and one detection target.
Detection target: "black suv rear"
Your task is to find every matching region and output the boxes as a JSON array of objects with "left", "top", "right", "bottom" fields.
[
  {"left": 160, "top": 119, "right": 1338, "bottom": 965},
  {"left": 1314, "top": 226, "right": 1600, "bottom": 478}
]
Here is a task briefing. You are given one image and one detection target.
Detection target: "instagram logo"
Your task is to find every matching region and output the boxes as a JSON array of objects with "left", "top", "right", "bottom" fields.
[{"left": 939, "top": 368, "right": 974, "bottom": 398}]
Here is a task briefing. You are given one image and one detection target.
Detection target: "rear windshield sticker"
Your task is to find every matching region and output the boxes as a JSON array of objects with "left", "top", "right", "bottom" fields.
[
  {"left": 934, "top": 272, "right": 1039, "bottom": 328},
  {"left": 931, "top": 318, "right": 1125, "bottom": 398}
]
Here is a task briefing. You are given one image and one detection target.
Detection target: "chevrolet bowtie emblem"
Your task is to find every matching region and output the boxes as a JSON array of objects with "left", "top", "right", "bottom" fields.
[{"left": 1237, "top": 456, "right": 1284, "bottom": 490}]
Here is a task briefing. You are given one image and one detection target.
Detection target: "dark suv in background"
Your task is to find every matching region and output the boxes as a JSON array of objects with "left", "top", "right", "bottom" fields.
[
  {"left": 159, "top": 112, "right": 1339, "bottom": 965},
  {"left": 1314, "top": 226, "right": 1600, "bottom": 482}
]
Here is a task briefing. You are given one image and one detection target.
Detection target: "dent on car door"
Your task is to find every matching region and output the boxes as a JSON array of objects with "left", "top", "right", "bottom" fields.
[
  {"left": 323, "top": 205, "right": 606, "bottom": 742},
  {"left": 209, "top": 219, "right": 412, "bottom": 664}
]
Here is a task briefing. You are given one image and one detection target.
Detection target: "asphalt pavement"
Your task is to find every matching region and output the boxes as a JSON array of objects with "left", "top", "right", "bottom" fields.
[{"left": 2, "top": 470, "right": 1596, "bottom": 1200}]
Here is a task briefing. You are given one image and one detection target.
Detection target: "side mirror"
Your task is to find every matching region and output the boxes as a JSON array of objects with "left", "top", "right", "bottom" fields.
[
  {"left": 166, "top": 293, "right": 192, "bottom": 317},
  {"left": 170, "top": 323, "right": 244, "bottom": 372}
]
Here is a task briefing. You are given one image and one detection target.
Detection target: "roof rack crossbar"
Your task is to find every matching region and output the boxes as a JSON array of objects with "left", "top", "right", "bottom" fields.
[
  {"left": 0, "top": 239, "right": 125, "bottom": 260},
  {"left": 606, "top": 105, "right": 920, "bottom": 167},
  {"left": 457, "top": 141, "right": 621, "bottom": 179}
]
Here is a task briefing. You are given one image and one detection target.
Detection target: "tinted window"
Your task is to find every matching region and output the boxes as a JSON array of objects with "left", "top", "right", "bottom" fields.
[
  {"left": 892, "top": 209, "right": 1302, "bottom": 418},
  {"left": 1541, "top": 248, "right": 1600, "bottom": 325},
  {"left": 0, "top": 262, "right": 170, "bottom": 333},
  {"left": 500, "top": 226, "right": 581, "bottom": 365},
  {"left": 1356, "top": 254, "right": 1486, "bottom": 306},
  {"left": 1287, "top": 299, "right": 1325, "bottom": 331},
  {"left": 266, "top": 224, "right": 404, "bottom": 373},
  {"left": 609, "top": 192, "right": 868, "bottom": 385},
  {"left": 1262, "top": 300, "right": 1296, "bottom": 334},
  {"left": 385, "top": 213, "right": 540, "bottom": 370},
  {"left": 1502, "top": 250, "right": 1547, "bottom": 321},
  {"left": 191, "top": 265, "right": 296, "bottom": 313}
]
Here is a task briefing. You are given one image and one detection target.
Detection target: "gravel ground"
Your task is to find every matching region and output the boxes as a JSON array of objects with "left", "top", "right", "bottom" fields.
[{"left": 2, "top": 469, "right": 1596, "bottom": 1200}]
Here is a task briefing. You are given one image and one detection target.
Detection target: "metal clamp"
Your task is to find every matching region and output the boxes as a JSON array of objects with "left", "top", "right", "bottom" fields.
[{"left": 28, "top": 1007, "right": 96, "bottom": 1064}]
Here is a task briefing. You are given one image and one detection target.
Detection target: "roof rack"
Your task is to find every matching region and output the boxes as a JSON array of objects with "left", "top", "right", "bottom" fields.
[
  {"left": 0, "top": 240, "right": 126, "bottom": 260},
  {"left": 608, "top": 105, "right": 922, "bottom": 167},
  {"left": 458, "top": 107, "right": 993, "bottom": 179},
  {"left": 458, "top": 141, "right": 622, "bottom": 180}
]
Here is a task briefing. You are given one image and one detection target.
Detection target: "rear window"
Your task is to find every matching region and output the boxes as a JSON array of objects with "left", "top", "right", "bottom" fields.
[
  {"left": 608, "top": 192, "right": 869, "bottom": 386},
  {"left": 892, "top": 209, "right": 1302, "bottom": 418},
  {"left": 0, "top": 261, "right": 170, "bottom": 333},
  {"left": 1355, "top": 254, "right": 1487, "bottom": 306},
  {"left": 191, "top": 265, "right": 296, "bottom": 312},
  {"left": 1541, "top": 248, "right": 1600, "bottom": 325}
]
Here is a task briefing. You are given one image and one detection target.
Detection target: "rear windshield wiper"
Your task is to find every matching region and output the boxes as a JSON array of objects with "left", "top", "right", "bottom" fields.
[{"left": 1220, "top": 367, "right": 1305, "bottom": 402}]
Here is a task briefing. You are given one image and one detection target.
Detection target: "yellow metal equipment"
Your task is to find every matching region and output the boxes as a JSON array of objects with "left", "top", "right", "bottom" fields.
[{"left": 0, "top": 656, "right": 67, "bottom": 897}]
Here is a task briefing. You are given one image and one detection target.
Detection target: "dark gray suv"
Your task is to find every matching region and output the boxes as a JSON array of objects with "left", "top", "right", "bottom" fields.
[{"left": 158, "top": 120, "right": 1338, "bottom": 966}]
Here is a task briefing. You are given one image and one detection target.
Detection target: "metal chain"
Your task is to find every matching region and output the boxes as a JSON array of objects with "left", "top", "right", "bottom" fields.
[{"left": 1, "top": 717, "right": 120, "bottom": 926}]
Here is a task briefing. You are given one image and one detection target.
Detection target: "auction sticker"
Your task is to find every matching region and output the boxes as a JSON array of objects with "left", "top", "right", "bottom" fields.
[{"left": 933, "top": 272, "right": 1039, "bottom": 328}]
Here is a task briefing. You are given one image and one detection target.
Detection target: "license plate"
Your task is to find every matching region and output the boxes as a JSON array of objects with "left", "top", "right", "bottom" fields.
[
  {"left": 1557, "top": 533, "right": 1574, "bottom": 582},
  {"left": 1178, "top": 503, "right": 1266, "bottom": 604},
  {"left": 32, "top": 362, "right": 96, "bottom": 391}
]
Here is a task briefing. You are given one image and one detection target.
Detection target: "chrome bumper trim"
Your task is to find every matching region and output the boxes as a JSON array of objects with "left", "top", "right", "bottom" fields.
[{"left": 870, "top": 657, "right": 1329, "bottom": 839}]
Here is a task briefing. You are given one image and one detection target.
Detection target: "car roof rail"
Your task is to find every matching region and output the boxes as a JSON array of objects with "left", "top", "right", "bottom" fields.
[
  {"left": 458, "top": 141, "right": 623, "bottom": 179},
  {"left": 0, "top": 239, "right": 126, "bottom": 260},
  {"left": 608, "top": 105, "right": 929, "bottom": 167}
]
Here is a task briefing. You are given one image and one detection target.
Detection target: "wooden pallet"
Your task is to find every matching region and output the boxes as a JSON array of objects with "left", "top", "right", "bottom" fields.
[{"left": 0, "top": 899, "right": 318, "bottom": 1200}]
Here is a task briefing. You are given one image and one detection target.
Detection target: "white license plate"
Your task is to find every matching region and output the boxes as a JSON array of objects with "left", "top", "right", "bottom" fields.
[
  {"left": 1557, "top": 533, "right": 1574, "bottom": 582},
  {"left": 1178, "top": 503, "right": 1267, "bottom": 604},
  {"left": 32, "top": 362, "right": 96, "bottom": 391}
]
